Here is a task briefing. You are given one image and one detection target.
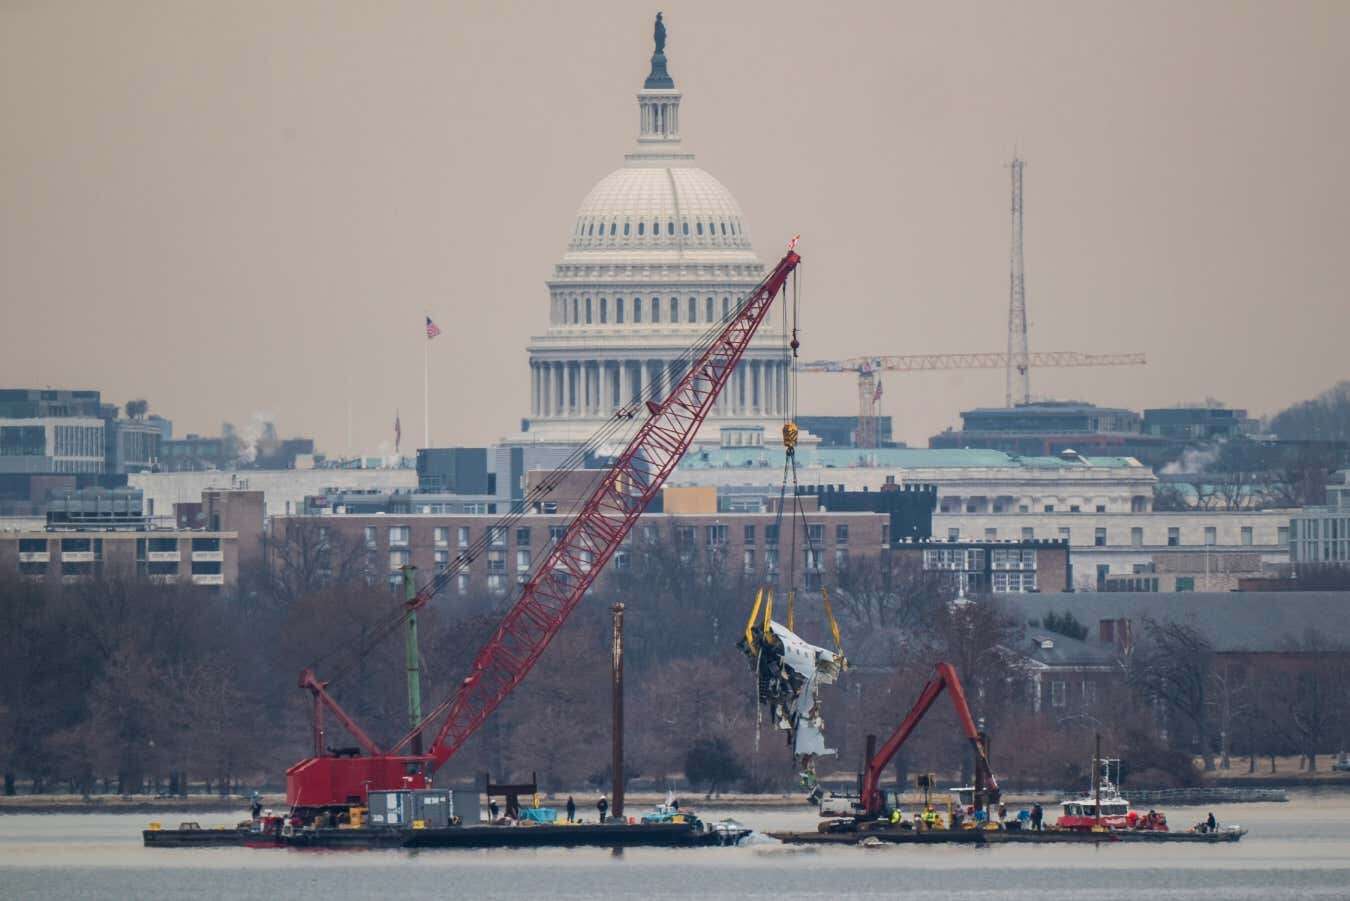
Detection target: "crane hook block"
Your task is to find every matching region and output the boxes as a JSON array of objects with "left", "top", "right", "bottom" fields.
[{"left": 782, "top": 421, "right": 799, "bottom": 455}]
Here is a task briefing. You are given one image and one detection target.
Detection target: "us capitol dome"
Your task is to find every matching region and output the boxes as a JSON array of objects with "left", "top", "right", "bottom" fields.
[{"left": 519, "top": 17, "right": 792, "bottom": 447}]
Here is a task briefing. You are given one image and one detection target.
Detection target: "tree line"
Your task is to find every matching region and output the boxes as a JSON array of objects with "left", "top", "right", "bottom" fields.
[{"left": 3, "top": 528, "right": 1346, "bottom": 799}]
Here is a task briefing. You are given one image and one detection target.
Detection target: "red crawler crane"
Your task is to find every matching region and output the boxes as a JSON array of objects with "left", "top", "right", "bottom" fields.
[
  {"left": 286, "top": 245, "right": 803, "bottom": 815},
  {"left": 854, "top": 662, "right": 999, "bottom": 820}
]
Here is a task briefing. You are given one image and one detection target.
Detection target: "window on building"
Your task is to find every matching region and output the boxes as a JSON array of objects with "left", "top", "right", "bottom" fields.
[
  {"left": 585, "top": 297, "right": 593, "bottom": 324},
  {"left": 744, "top": 524, "right": 756, "bottom": 545},
  {"left": 1051, "top": 681, "right": 1067, "bottom": 708},
  {"left": 641, "top": 524, "right": 659, "bottom": 544},
  {"left": 667, "top": 221, "right": 674, "bottom": 235},
  {"left": 633, "top": 297, "right": 642, "bottom": 322},
  {"left": 766, "top": 524, "right": 779, "bottom": 546},
  {"left": 992, "top": 571, "right": 1037, "bottom": 592},
  {"left": 389, "top": 526, "right": 410, "bottom": 547},
  {"left": 985, "top": 528, "right": 998, "bottom": 540},
  {"left": 743, "top": 548, "right": 755, "bottom": 574},
  {"left": 1070, "top": 505, "right": 1081, "bottom": 513},
  {"left": 882, "top": 523, "right": 890, "bottom": 546},
  {"left": 1176, "top": 576, "right": 1195, "bottom": 592},
  {"left": 364, "top": 526, "right": 377, "bottom": 549},
  {"left": 722, "top": 297, "right": 731, "bottom": 319},
  {"left": 834, "top": 549, "right": 849, "bottom": 571},
  {"left": 434, "top": 548, "right": 449, "bottom": 569},
  {"left": 682, "top": 221, "right": 689, "bottom": 235},
  {"left": 687, "top": 297, "right": 696, "bottom": 321},
  {"left": 1204, "top": 526, "right": 1217, "bottom": 546},
  {"left": 705, "top": 297, "right": 714, "bottom": 321},
  {"left": 1131, "top": 527, "right": 1143, "bottom": 547},
  {"left": 516, "top": 549, "right": 531, "bottom": 573},
  {"left": 676, "top": 526, "right": 695, "bottom": 561},
  {"left": 616, "top": 298, "right": 625, "bottom": 323},
  {"left": 623, "top": 222, "right": 630, "bottom": 236},
  {"left": 1167, "top": 527, "right": 1180, "bottom": 546},
  {"left": 456, "top": 572, "right": 470, "bottom": 595},
  {"left": 808, "top": 523, "right": 824, "bottom": 545},
  {"left": 948, "top": 528, "right": 961, "bottom": 540},
  {"left": 705, "top": 524, "right": 727, "bottom": 547},
  {"left": 836, "top": 524, "right": 849, "bottom": 545},
  {"left": 1082, "top": 680, "right": 1098, "bottom": 707},
  {"left": 599, "top": 298, "right": 608, "bottom": 323},
  {"left": 549, "top": 525, "right": 566, "bottom": 544},
  {"left": 1278, "top": 525, "right": 1290, "bottom": 545},
  {"left": 389, "top": 549, "right": 410, "bottom": 571},
  {"left": 1094, "top": 527, "right": 1107, "bottom": 547},
  {"left": 1096, "top": 505, "right": 1106, "bottom": 513},
  {"left": 650, "top": 296, "right": 659, "bottom": 323},
  {"left": 670, "top": 297, "right": 679, "bottom": 323},
  {"left": 457, "top": 526, "right": 470, "bottom": 548},
  {"left": 571, "top": 297, "right": 578, "bottom": 323},
  {"left": 1022, "top": 527, "right": 1035, "bottom": 540},
  {"left": 434, "top": 527, "right": 449, "bottom": 547},
  {"left": 766, "top": 547, "right": 779, "bottom": 573},
  {"left": 1059, "top": 527, "right": 1071, "bottom": 542},
  {"left": 696, "top": 221, "right": 703, "bottom": 235},
  {"left": 1241, "top": 526, "right": 1253, "bottom": 546},
  {"left": 637, "top": 222, "right": 644, "bottom": 236},
  {"left": 1044, "top": 505, "right": 1055, "bottom": 513},
  {"left": 488, "top": 527, "right": 506, "bottom": 548}
]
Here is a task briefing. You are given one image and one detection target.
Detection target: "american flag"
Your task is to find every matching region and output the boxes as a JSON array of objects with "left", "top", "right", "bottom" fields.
[
  {"left": 426, "top": 316, "right": 442, "bottom": 339},
  {"left": 873, "top": 380, "right": 884, "bottom": 402}
]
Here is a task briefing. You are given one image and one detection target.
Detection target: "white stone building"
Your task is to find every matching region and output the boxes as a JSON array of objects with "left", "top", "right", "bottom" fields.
[
  {"left": 519, "top": 26, "right": 792, "bottom": 445},
  {"left": 1290, "top": 469, "right": 1350, "bottom": 565}
]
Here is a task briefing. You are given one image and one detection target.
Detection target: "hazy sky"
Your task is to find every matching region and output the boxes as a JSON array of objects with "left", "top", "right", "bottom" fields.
[{"left": 2, "top": 1, "right": 1347, "bottom": 454}]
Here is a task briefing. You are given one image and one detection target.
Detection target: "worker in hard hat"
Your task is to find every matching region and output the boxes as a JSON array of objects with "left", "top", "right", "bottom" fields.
[{"left": 889, "top": 807, "right": 902, "bottom": 826}]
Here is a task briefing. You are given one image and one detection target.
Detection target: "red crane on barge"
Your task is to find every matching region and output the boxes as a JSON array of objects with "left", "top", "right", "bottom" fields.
[{"left": 285, "top": 244, "right": 803, "bottom": 818}]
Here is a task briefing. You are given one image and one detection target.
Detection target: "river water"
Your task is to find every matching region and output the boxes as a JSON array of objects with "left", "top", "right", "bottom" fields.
[{"left": 3, "top": 792, "right": 1349, "bottom": 900}]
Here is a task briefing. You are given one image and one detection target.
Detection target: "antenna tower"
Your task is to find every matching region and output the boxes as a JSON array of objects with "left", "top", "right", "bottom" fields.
[{"left": 1006, "top": 155, "right": 1029, "bottom": 407}]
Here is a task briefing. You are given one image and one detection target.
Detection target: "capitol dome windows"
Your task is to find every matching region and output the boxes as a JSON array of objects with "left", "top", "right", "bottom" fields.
[
  {"left": 722, "top": 297, "right": 731, "bottom": 319},
  {"left": 650, "top": 296, "right": 659, "bottom": 323},
  {"left": 585, "top": 298, "right": 593, "bottom": 324},
  {"left": 682, "top": 221, "right": 689, "bottom": 236},
  {"left": 687, "top": 297, "right": 696, "bottom": 321},
  {"left": 705, "top": 297, "right": 714, "bottom": 321},
  {"left": 638, "top": 222, "right": 645, "bottom": 236},
  {"left": 669, "top": 297, "right": 679, "bottom": 323},
  {"left": 610, "top": 222, "right": 617, "bottom": 237},
  {"left": 623, "top": 222, "right": 630, "bottom": 236},
  {"left": 571, "top": 297, "right": 579, "bottom": 323},
  {"left": 667, "top": 221, "right": 675, "bottom": 236},
  {"left": 599, "top": 298, "right": 608, "bottom": 323}
]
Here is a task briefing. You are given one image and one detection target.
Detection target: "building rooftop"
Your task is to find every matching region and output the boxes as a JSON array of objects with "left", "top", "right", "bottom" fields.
[
  {"left": 1007, "top": 592, "right": 1350, "bottom": 652},
  {"left": 677, "top": 446, "right": 1145, "bottom": 471}
]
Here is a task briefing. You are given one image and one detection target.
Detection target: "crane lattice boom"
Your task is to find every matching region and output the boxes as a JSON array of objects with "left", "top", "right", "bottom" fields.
[{"left": 286, "top": 248, "right": 801, "bottom": 809}]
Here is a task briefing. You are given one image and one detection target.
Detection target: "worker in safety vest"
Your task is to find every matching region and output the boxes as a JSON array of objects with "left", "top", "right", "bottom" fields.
[
  {"left": 889, "top": 808, "right": 901, "bottom": 825},
  {"left": 922, "top": 805, "right": 938, "bottom": 830}
]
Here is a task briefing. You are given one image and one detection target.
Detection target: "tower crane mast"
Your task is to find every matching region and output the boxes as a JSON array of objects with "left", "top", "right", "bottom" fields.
[
  {"left": 285, "top": 246, "right": 803, "bottom": 814},
  {"left": 798, "top": 351, "right": 1146, "bottom": 449}
]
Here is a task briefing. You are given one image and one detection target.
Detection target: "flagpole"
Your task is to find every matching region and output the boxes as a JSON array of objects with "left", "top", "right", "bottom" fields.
[{"left": 423, "top": 317, "right": 430, "bottom": 451}]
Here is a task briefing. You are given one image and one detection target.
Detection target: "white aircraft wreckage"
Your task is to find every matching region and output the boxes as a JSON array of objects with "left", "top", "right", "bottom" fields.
[{"left": 738, "top": 587, "right": 846, "bottom": 790}]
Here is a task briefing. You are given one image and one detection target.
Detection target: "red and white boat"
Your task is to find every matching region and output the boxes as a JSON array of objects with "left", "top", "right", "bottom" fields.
[{"left": 1056, "top": 756, "right": 1167, "bottom": 832}]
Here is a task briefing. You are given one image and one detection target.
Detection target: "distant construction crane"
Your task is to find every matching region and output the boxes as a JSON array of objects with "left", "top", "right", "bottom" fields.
[
  {"left": 1007, "top": 155, "right": 1030, "bottom": 407},
  {"left": 797, "top": 351, "right": 1147, "bottom": 448}
]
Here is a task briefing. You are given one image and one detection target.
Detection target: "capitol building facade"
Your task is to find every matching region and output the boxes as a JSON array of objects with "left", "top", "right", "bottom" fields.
[{"left": 520, "top": 28, "right": 793, "bottom": 446}]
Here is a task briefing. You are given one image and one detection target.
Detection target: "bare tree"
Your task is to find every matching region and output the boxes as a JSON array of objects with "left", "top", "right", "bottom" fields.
[{"left": 1130, "top": 617, "right": 1217, "bottom": 771}]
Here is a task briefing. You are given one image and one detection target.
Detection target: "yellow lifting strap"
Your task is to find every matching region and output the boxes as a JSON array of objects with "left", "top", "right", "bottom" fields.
[
  {"left": 744, "top": 587, "right": 765, "bottom": 651},
  {"left": 744, "top": 587, "right": 777, "bottom": 652},
  {"left": 761, "top": 589, "right": 774, "bottom": 646},
  {"left": 820, "top": 586, "right": 846, "bottom": 667},
  {"left": 785, "top": 589, "right": 795, "bottom": 632}
]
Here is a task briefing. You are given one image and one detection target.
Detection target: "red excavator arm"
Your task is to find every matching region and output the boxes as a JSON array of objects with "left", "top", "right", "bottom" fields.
[
  {"left": 286, "top": 245, "right": 801, "bottom": 810},
  {"left": 859, "top": 662, "right": 999, "bottom": 818}
]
